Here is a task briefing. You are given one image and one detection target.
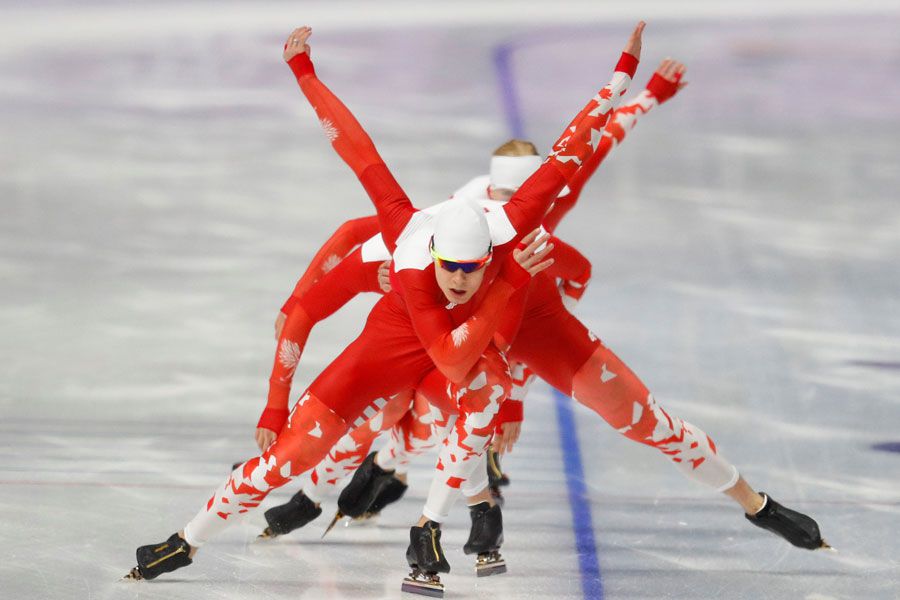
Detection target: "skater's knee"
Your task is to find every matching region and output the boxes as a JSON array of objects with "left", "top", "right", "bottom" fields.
[
  {"left": 465, "top": 352, "right": 512, "bottom": 395},
  {"left": 616, "top": 394, "right": 678, "bottom": 445}
]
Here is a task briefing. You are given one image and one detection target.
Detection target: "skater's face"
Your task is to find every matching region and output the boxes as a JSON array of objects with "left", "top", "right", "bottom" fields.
[
  {"left": 431, "top": 237, "right": 491, "bottom": 305},
  {"left": 434, "top": 261, "right": 487, "bottom": 304}
]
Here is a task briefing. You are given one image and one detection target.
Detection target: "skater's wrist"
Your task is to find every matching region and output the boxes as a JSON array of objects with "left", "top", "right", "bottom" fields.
[
  {"left": 257, "top": 406, "right": 289, "bottom": 433},
  {"left": 288, "top": 52, "right": 316, "bottom": 79},
  {"left": 495, "top": 399, "right": 523, "bottom": 427},
  {"left": 645, "top": 73, "right": 677, "bottom": 104},
  {"left": 499, "top": 255, "right": 532, "bottom": 290},
  {"left": 616, "top": 52, "right": 639, "bottom": 79}
]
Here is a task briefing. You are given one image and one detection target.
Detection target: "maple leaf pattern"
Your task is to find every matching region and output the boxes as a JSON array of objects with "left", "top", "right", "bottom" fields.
[
  {"left": 321, "top": 253, "right": 341, "bottom": 273},
  {"left": 451, "top": 323, "right": 469, "bottom": 347},
  {"left": 278, "top": 339, "right": 302, "bottom": 371},
  {"left": 320, "top": 118, "right": 339, "bottom": 141}
]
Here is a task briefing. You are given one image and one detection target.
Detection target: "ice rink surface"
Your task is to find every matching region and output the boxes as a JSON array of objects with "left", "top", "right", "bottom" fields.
[{"left": 2, "top": 1, "right": 900, "bottom": 598}]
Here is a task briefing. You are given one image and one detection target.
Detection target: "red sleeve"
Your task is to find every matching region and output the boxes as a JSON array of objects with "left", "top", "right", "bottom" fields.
[
  {"left": 282, "top": 215, "right": 380, "bottom": 314},
  {"left": 546, "top": 236, "right": 591, "bottom": 283},
  {"left": 495, "top": 399, "right": 523, "bottom": 431},
  {"left": 541, "top": 191, "right": 578, "bottom": 234},
  {"left": 543, "top": 70, "right": 681, "bottom": 233},
  {"left": 502, "top": 52, "right": 639, "bottom": 244},
  {"left": 493, "top": 283, "right": 529, "bottom": 352},
  {"left": 297, "top": 248, "right": 383, "bottom": 322},
  {"left": 287, "top": 53, "right": 415, "bottom": 253},
  {"left": 259, "top": 248, "right": 382, "bottom": 433},
  {"left": 545, "top": 237, "right": 592, "bottom": 305},
  {"left": 397, "top": 258, "right": 531, "bottom": 384}
]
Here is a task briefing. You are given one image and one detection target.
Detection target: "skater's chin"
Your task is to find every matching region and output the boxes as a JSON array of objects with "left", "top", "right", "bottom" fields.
[{"left": 443, "top": 288, "right": 474, "bottom": 304}]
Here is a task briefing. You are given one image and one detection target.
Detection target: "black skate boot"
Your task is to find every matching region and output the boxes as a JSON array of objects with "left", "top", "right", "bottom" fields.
[
  {"left": 486, "top": 448, "right": 509, "bottom": 507},
  {"left": 745, "top": 492, "right": 832, "bottom": 550},
  {"left": 463, "top": 502, "right": 507, "bottom": 577},
  {"left": 258, "top": 490, "right": 322, "bottom": 539},
  {"left": 402, "top": 521, "right": 450, "bottom": 597},
  {"left": 323, "top": 451, "right": 396, "bottom": 537},
  {"left": 123, "top": 533, "right": 193, "bottom": 580},
  {"left": 363, "top": 474, "right": 408, "bottom": 519}
]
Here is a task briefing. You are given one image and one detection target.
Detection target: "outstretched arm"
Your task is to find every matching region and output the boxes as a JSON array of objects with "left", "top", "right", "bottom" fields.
[
  {"left": 500, "top": 22, "right": 645, "bottom": 247},
  {"left": 544, "top": 236, "right": 592, "bottom": 308},
  {"left": 543, "top": 58, "right": 687, "bottom": 233},
  {"left": 284, "top": 27, "right": 415, "bottom": 252},
  {"left": 279, "top": 215, "right": 380, "bottom": 316},
  {"left": 258, "top": 248, "right": 382, "bottom": 449}
]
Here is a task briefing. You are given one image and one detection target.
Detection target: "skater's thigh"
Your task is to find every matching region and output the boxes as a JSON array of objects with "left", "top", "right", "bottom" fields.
[
  {"left": 415, "top": 368, "right": 456, "bottom": 414},
  {"left": 509, "top": 307, "right": 598, "bottom": 394},
  {"left": 309, "top": 319, "right": 433, "bottom": 422},
  {"left": 572, "top": 341, "right": 653, "bottom": 430}
]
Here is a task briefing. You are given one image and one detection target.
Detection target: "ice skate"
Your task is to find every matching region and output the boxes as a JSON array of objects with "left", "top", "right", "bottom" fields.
[
  {"left": 122, "top": 533, "right": 192, "bottom": 581},
  {"left": 401, "top": 521, "right": 450, "bottom": 597},
  {"left": 258, "top": 490, "right": 322, "bottom": 539},
  {"left": 323, "top": 451, "right": 397, "bottom": 537},
  {"left": 463, "top": 501, "right": 507, "bottom": 576},
  {"left": 745, "top": 492, "right": 832, "bottom": 550},
  {"left": 487, "top": 448, "right": 509, "bottom": 507},
  {"left": 356, "top": 474, "right": 408, "bottom": 522}
]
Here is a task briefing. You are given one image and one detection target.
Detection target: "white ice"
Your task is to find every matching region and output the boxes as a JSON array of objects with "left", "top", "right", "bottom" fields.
[{"left": 1, "top": 1, "right": 899, "bottom": 598}]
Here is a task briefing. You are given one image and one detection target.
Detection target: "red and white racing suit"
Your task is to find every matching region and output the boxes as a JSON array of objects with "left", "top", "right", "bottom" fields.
[{"left": 180, "top": 47, "right": 636, "bottom": 545}]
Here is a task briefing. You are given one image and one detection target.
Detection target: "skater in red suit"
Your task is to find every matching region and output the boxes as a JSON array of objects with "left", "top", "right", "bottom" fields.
[
  {"left": 126, "top": 22, "right": 656, "bottom": 587},
  {"left": 254, "top": 73, "right": 680, "bottom": 535},
  {"left": 246, "top": 33, "right": 831, "bottom": 593}
]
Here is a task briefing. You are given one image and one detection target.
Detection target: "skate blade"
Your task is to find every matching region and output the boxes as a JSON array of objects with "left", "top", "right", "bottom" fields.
[
  {"left": 346, "top": 512, "right": 379, "bottom": 528},
  {"left": 475, "top": 552, "right": 507, "bottom": 577},
  {"left": 257, "top": 527, "right": 279, "bottom": 540},
  {"left": 321, "top": 511, "right": 345, "bottom": 539},
  {"left": 401, "top": 575, "right": 444, "bottom": 597},
  {"left": 122, "top": 566, "right": 144, "bottom": 581},
  {"left": 819, "top": 539, "right": 837, "bottom": 552}
]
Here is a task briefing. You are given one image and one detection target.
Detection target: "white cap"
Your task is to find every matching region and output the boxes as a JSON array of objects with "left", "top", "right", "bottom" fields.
[
  {"left": 489, "top": 155, "right": 542, "bottom": 191},
  {"left": 432, "top": 199, "right": 491, "bottom": 260}
]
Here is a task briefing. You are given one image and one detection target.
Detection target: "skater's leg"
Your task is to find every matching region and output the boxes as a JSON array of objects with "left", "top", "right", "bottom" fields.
[
  {"left": 183, "top": 304, "right": 432, "bottom": 548},
  {"left": 459, "top": 454, "right": 490, "bottom": 507},
  {"left": 420, "top": 346, "right": 511, "bottom": 525},
  {"left": 259, "top": 391, "right": 414, "bottom": 538},
  {"left": 377, "top": 386, "right": 453, "bottom": 472},
  {"left": 305, "top": 390, "right": 414, "bottom": 503},
  {"left": 570, "top": 341, "right": 829, "bottom": 548},
  {"left": 182, "top": 392, "right": 349, "bottom": 548},
  {"left": 571, "top": 343, "right": 741, "bottom": 493},
  {"left": 511, "top": 269, "right": 827, "bottom": 549}
]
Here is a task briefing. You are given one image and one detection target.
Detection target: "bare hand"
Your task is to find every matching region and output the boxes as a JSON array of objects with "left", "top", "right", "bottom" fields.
[
  {"left": 623, "top": 21, "right": 646, "bottom": 61},
  {"left": 492, "top": 421, "right": 522, "bottom": 454},
  {"left": 275, "top": 311, "right": 287, "bottom": 340},
  {"left": 656, "top": 57, "right": 688, "bottom": 90},
  {"left": 283, "top": 26, "right": 312, "bottom": 62},
  {"left": 513, "top": 228, "right": 554, "bottom": 276},
  {"left": 255, "top": 427, "right": 277, "bottom": 452},
  {"left": 377, "top": 260, "right": 392, "bottom": 293}
]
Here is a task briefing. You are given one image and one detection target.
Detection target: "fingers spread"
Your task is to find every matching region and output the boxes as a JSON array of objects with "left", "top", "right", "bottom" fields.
[
  {"left": 519, "top": 227, "right": 540, "bottom": 248},
  {"left": 530, "top": 257, "right": 554, "bottom": 276}
]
